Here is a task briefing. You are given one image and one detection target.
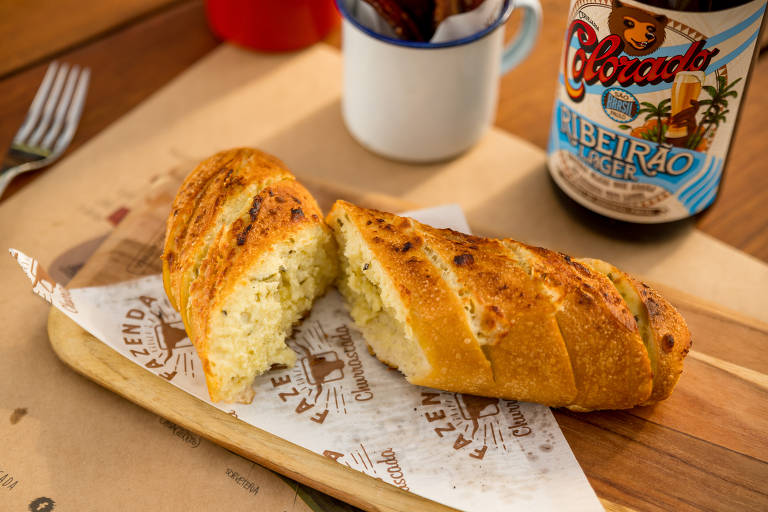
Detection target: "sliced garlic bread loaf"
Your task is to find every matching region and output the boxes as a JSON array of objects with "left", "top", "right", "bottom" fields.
[
  {"left": 162, "top": 148, "right": 337, "bottom": 403},
  {"left": 327, "top": 200, "right": 690, "bottom": 411}
]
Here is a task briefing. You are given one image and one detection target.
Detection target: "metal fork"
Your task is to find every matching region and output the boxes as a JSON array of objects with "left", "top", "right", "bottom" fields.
[{"left": 0, "top": 62, "right": 90, "bottom": 198}]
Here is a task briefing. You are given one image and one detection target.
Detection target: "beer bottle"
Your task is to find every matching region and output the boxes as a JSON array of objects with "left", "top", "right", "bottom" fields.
[{"left": 547, "top": 0, "right": 767, "bottom": 223}]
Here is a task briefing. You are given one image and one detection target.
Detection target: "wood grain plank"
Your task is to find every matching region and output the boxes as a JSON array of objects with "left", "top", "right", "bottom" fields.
[
  {"left": 0, "top": 0, "right": 219, "bottom": 202},
  {"left": 0, "top": 0, "right": 184, "bottom": 77},
  {"left": 629, "top": 356, "right": 768, "bottom": 462},
  {"left": 688, "top": 350, "right": 768, "bottom": 390},
  {"left": 668, "top": 301, "right": 768, "bottom": 375},
  {"left": 556, "top": 409, "right": 768, "bottom": 512}
]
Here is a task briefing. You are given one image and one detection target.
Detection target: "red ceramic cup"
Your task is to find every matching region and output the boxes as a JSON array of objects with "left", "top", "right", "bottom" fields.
[{"left": 205, "top": 0, "right": 339, "bottom": 52}]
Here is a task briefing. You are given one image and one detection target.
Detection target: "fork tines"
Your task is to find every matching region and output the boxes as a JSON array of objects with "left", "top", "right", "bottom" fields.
[{"left": 13, "top": 61, "right": 90, "bottom": 157}]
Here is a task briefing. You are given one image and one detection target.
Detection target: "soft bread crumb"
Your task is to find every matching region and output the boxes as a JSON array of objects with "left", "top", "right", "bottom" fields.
[
  {"left": 330, "top": 211, "right": 430, "bottom": 379},
  {"left": 204, "top": 224, "right": 337, "bottom": 402}
]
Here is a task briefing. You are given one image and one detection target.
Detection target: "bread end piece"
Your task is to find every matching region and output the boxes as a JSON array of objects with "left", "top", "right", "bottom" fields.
[
  {"left": 162, "top": 148, "right": 337, "bottom": 403},
  {"left": 577, "top": 258, "right": 691, "bottom": 405}
]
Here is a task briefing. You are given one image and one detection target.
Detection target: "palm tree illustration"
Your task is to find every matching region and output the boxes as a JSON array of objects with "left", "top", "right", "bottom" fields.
[
  {"left": 618, "top": 98, "right": 670, "bottom": 144},
  {"left": 638, "top": 98, "right": 670, "bottom": 144},
  {"left": 687, "top": 75, "right": 740, "bottom": 150}
]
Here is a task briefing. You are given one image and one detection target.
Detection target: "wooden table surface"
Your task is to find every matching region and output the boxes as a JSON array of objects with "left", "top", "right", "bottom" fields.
[{"left": 1, "top": 0, "right": 767, "bottom": 262}]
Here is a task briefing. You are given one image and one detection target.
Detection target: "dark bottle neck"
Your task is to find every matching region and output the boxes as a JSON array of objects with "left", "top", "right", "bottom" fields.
[{"left": 636, "top": 0, "right": 758, "bottom": 12}]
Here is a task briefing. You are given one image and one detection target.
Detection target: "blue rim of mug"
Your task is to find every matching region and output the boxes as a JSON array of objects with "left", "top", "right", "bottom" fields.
[{"left": 334, "top": 0, "right": 514, "bottom": 49}]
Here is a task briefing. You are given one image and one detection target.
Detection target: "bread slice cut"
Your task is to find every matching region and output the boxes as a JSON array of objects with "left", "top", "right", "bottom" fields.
[
  {"left": 504, "top": 242, "right": 653, "bottom": 411},
  {"left": 327, "top": 200, "right": 495, "bottom": 394},
  {"left": 162, "top": 149, "right": 337, "bottom": 403},
  {"left": 162, "top": 149, "right": 244, "bottom": 311},
  {"left": 162, "top": 148, "right": 292, "bottom": 324},
  {"left": 576, "top": 258, "right": 692, "bottom": 404},
  {"left": 415, "top": 224, "right": 578, "bottom": 406}
]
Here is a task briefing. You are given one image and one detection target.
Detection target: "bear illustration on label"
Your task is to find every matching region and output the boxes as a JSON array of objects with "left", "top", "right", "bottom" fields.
[{"left": 608, "top": 0, "right": 668, "bottom": 56}]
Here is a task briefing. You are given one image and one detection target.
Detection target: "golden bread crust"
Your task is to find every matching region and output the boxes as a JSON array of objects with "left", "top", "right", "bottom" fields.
[
  {"left": 328, "top": 201, "right": 495, "bottom": 394},
  {"left": 630, "top": 276, "right": 691, "bottom": 404},
  {"left": 162, "top": 149, "right": 247, "bottom": 309},
  {"left": 188, "top": 181, "right": 327, "bottom": 402},
  {"left": 415, "top": 225, "right": 578, "bottom": 405},
  {"left": 510, "top": 243, "right": 653, "bottom": 410},
  {"left": 164, "top": 149, "right": 293, "bottom": 328}
]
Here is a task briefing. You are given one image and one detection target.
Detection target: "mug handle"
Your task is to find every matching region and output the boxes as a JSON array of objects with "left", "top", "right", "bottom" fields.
[{"left": 500, "top": 0, "right": 542, "bottom": 74}]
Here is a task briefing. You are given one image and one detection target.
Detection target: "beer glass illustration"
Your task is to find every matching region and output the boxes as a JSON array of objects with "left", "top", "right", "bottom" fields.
[{"left": 667, "top": 71, "right": 705, "bottom": 139}]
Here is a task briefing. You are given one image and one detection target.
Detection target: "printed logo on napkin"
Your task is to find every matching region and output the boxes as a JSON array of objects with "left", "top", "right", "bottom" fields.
[
  {"left": 267, "top": 320, "right": 373, "bottom": 424},
  {"left": 119, "top": 294, "right": 194, "bottom": 382},
  {"left": 417, "top": 393, "right": 546, "bottom": 461},
  {"left": 9, "top": 205, "right": 602, "bottom": 511}
]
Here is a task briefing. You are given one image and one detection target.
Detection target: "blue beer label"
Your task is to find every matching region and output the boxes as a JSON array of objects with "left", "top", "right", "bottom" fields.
[{"left": 548, "top": 0, "right": 766, "bottom": 222}]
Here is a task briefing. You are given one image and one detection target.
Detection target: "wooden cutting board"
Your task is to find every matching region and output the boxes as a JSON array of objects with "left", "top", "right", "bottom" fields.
[{"left": 47, "top": 171, "right": 768, "bottom": 512}]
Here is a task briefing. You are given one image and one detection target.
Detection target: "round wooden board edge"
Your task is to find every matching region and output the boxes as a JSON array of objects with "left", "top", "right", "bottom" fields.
[{"left": 46, "top": 306, "right": 458, "bottom": 512}]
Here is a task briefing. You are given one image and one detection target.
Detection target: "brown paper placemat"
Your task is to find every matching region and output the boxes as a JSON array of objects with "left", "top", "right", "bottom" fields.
[{"left": 2, "top": 43, "right": 767, "bottom": 510}]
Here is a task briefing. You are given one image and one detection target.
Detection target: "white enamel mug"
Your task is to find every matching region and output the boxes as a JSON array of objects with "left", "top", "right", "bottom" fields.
[{"left": 337, "top": 0, "right": 542, "bottom": 162}]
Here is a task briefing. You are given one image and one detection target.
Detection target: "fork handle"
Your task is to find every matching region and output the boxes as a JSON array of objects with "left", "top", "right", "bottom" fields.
[
  {"left": 0, "top": 146, "right": 48, "bottom": 198},
  {"left": 0, "top": 166, "right": 19, "bottom": 198}
]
